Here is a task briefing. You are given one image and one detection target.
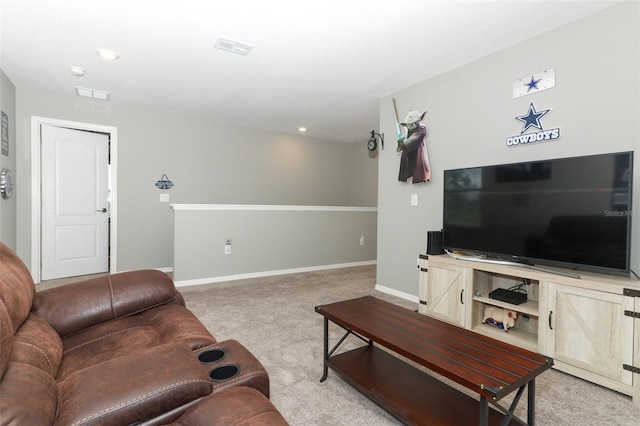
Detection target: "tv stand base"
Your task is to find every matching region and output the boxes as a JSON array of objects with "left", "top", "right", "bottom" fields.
[{"left": 421, "top": 254, "right": 640, "bottom": 405}]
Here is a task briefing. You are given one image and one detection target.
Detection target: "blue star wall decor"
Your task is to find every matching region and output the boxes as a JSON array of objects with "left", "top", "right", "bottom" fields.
[
  {"left": 525, "top": 76, "right": 542, "bottom": 92},
  {"left": 515, "top": 102, "right": 550, "bottom": 134},
  {"left": 512, "top": 68, "right": 555, "bottom": 98},
  {"left": 506, "top": 102, "right": 560, "bottom": 147}
]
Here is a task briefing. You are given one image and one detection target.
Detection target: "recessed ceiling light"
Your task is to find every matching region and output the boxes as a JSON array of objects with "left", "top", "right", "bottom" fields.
[
  {"left": 298, "top": 127, "right": 307, "bottom": 132},
  {"left": 75, "top": 86, "right": 110, "bottom": 101},
  {"left": 69, "top": 66, "right": 86, "bottom": 77},
  {"left": 96, "top": 48, "right": 119, "bottom": 60}
]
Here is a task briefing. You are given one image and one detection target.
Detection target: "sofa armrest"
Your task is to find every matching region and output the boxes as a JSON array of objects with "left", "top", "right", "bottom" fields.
[
  {"left": 33, "top": 270, "right": 183, "bottom": 337},
  {"left": 55, "top": 342, "right": 212, "bottom": 426},
  {"left": 167, "top": 387, "right": 289, "bottom": 426}
]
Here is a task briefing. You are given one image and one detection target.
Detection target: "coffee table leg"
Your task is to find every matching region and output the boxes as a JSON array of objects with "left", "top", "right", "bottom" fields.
[
  {"left": 320, "top": 317, "right": 329, "bottom": 382},
  {"left": 528, "top": 379, "right": 536, "bottom": 425},
  {"left": 479, "top": 396, "right": 488, "bottom": 426}
]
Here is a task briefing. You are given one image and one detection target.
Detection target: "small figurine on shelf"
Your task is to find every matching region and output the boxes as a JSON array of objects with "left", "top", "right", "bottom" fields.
[{"left": 483, "top": 306, "right": 518, "bottom": 332}]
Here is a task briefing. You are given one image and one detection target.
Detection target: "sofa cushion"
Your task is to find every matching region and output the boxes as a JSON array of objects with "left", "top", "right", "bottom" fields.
[
  {"left": 10, "top": 313, "right": 63, "bottom": 377},
  {"left": 0, "top": 302, "right": 13, "bottom": 382},
  {"left": 0, "top": 243, "right": 35, "bottom": 334},
  {"left": 0, "top": 361, "right": 58, "bottom": 426},
  {"left": 0, "top": 242, "right": 36, "bottom": 379},
  {"left": 33, "top": 270, "right": 183, "bottom": 338},
  {"left": 1, "top": 312, "right": 61, "bottom": 425},
  {"left": 55, "top": 342, "right": 212, "bottom": 426},
  {"left": 56, "top": 304, "right": 217, "bottom": 382}
]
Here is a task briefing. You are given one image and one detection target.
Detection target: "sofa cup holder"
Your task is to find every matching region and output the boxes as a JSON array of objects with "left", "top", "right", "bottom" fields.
[
  {"left": 198, "top": 349, "right": 227, "bottom": 365},
  {"left": 209, "top": 364, "right": 241, "bottom": 381}
]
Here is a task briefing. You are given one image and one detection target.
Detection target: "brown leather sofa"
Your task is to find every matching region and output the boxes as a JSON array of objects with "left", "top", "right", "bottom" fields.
[{"left": 0, "top": 242, "right": 288, "bottom": 425}]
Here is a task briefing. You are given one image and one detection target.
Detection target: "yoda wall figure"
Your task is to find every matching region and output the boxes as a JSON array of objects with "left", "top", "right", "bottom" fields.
[{"left": 397, "top": 110, "right": 431, "bottom": 183}]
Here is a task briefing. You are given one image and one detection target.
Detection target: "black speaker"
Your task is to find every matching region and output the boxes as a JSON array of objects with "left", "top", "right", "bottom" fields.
[{"left": 427, "top": 231, "right": 444, "bottom": 255}]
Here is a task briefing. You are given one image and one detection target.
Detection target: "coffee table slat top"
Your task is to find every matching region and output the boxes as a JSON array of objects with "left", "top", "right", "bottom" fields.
[{"left": 315, "top": 296, "right": 552, "bottom": 401}]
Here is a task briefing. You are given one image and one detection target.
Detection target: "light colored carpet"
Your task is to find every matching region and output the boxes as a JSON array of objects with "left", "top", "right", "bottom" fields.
[{"left": 180, "top": 265, "right": 640, "bottom": 425}]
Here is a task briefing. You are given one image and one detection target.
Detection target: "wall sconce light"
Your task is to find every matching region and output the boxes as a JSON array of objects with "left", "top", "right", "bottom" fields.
[{"left": 367, "top": 130, "right": 384, "bottom": 151}]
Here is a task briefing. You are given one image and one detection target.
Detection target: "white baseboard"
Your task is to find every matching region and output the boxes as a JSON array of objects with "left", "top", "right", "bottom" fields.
[
  {"left": 174, "top": 261, "right": 377, "bottom": 288},
  {"left": 374, "top": 284, "right": 419, "bottom": 303}
]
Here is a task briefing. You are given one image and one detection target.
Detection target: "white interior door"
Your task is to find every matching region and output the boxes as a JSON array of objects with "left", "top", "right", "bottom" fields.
[{"left": 41, "top": 125, "right": 110, "bottom": 280}]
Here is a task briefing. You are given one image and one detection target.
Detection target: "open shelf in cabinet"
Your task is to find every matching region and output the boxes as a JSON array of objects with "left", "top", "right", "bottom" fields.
[
  {"left": 472, "top": 270, "right": 539, "bottom": 315},
  {"left": 472, "top": 295, "right": 539, "bottom": 317},
  {"left": 471, "top": 321, "right": 538, "bottom": 352},
  {"left": 471, "top": 270, "right": 540, "bottom": 351}
]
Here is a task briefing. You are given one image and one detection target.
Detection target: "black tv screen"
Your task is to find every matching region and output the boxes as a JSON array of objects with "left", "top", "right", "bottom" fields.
[{"left": 442, "top": 151, "right": 633, "bottom": 275}]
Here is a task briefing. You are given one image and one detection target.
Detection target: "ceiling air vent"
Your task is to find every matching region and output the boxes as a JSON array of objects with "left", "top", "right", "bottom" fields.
[
  {"left": 214, "top": 37, "right": 253, "bottom": 56},
  {"left": 75, "top": 87, "right": 110, "bottom": 101}
]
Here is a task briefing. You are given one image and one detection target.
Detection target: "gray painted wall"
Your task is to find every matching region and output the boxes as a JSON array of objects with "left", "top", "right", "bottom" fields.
[
  {"left": 376, "top": 2, "right": 640, "bottom": 297},
  {"left": 172, "top": 206, "right": 377, "bottom": 282},
  {"left": 12, "top": 90, "right": 377, "bottom": 273},
  {"left": 0, "top": 71, "right": 16, "bottom": 249}
]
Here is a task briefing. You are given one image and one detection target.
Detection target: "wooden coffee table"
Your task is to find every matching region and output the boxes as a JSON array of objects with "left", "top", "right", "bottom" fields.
[{"left": 315, "top": 296, "right": 553, "bottom": 425}]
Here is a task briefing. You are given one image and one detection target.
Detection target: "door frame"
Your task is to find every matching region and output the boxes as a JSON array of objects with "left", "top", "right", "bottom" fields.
[{"left": 30, "top": 116, "right": 118, "bottom": 283}]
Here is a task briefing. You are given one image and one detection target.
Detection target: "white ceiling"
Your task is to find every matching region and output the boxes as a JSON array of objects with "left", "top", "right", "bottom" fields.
[{"left": 0, "top": 0, "right": 619, "bottom": 143}]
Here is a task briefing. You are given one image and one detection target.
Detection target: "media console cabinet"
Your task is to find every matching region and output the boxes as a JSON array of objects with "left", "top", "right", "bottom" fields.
[{"left": 419, "top": 254, "right": 640, "bottom": 404}]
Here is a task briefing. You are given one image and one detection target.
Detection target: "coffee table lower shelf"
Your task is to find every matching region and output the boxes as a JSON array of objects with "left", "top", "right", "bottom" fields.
[{"left": 327, "top": 345, "right": 508, "bottom": 426}]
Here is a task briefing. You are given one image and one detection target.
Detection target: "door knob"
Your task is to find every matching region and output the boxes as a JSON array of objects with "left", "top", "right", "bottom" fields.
[{"left": 98, "top": 208, "right": 107, "bottom": 213}]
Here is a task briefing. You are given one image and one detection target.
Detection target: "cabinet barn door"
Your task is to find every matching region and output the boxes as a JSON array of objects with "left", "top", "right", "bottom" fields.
[
  {"left": 549, "top": 284, "right": 634, "bottom": 385},
  {"left": 426, "top": 265, "right": 467, "bottom": 326}
]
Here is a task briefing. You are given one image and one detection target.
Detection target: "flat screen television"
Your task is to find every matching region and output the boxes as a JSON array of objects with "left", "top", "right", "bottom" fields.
[{"left": 442, "top": 151, "right": 633, "bottom": 275}]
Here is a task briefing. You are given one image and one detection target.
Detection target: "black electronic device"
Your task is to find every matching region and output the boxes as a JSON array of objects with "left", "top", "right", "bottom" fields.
[
  {"left": 427, "top": 231, "right": 444, "bottom": 255},
  {"left": 489, "top": 288, "right": 528, "bottom": 305},
  {"left": 442, "top": 151, "right": 633, "bottom": 275}
]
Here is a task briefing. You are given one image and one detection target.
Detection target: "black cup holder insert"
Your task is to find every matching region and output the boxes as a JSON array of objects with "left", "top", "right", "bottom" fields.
[
  {"left": 209, "top": 364, "right": 241, "bottom": 381},
  {"left": 198, "top": 349, "right": 226, "bottom": 365}
]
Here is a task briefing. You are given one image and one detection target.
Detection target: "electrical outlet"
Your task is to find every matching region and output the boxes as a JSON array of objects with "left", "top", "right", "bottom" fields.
[
  {"left": 360, "top": 235, "right": 365, "bottom": 246},
  {"left": 224, "top": 239, "right": 232, "bottom": 254}
]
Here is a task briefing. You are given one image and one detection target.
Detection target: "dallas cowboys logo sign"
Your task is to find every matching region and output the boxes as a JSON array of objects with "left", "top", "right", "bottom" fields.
[
  {"left": 516, "top": 103, "right": 549, "bottom": 133},
  {"left": 513, "top": 68, "right": 555, "bottom": 98},
  {"left": 525, "top": 76, "right": 542, "bottom": 93},
  {"left": 506, "top": 102, "right": 560, "bottom": 147}
]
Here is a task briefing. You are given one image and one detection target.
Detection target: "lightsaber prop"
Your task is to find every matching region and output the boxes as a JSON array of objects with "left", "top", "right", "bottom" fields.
[
  {"left": 392, "top": 98, "right": 403, "bottom": 139},
  {"left": 392, "top": 98, "right": 404, "bottom": 152}
]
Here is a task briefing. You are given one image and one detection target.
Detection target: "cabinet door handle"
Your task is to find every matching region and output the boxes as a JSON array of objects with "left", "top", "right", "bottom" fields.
[
  {"left": 460, "top": 289, "right": 464, "bottom": 304},
  {"left": 548, "top": 311, "right": 553, "bottom": 330}
]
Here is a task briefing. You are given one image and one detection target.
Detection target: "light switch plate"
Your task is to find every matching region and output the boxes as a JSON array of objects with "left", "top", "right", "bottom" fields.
[
  {"left": 160, "top": 193, "right": 170, "bottom": 202},
  {"left": 411, "top": 194, "right": 418, "bottom": 206}
]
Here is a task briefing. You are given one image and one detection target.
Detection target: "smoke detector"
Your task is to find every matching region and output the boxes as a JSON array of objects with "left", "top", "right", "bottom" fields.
[
  {"left": 69, "top": 66, "right": 86, "bottom": 77},
  {"left": 214, "top": 37, "right": 253, "bottom": 56}
]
